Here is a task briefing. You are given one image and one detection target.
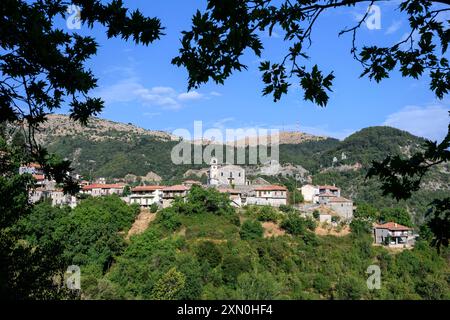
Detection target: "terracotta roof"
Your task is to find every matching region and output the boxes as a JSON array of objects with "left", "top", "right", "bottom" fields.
[
  {"left": 82, "top": 184, "right": 124, "bottom": 190},
  {"left": 318, "top": 193, "right": 337, "bottom": 197},
  {"left": 319, "top": 185, "right": 340, "bottom": 190},
  {"left": 328, "top": 196, "right": 352, "bottom": 203},
  {"left": 374, "top": 222, "right": 412, "bottom": 231},
  {"left": 162, "top": 185, "right": 188, "bottom": 192},
  {"left": 254, "top": 185, "right": 287, "bottom": 191},
  {"left": 183, "top": 180, "right": 201, "bottom": 184},
  {"left": 218, "top": 188, "right": 242, "bottom": 194},
  {"left": 131, "top": 185, "right": 164, "bottom": 192},
  {"left": 32, "top": 174, "right": 45, "bottom": 181},
  {"left": 26, "top": 162, "right": 42, "bottom": 168}
]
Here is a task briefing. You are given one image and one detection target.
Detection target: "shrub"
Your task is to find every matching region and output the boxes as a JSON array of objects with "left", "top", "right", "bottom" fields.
[
  {"left": 350, "top": 218, "right": 372, "bottom": 235},
  {"left": 240, "top": 220, "right": 264, "bottom": 240},
  {"left": 228, "top": 213, "right": 241, "bottom": 226},
  {"left": 288, "top": 189, "right": 303, "bottom": 205},
  {"left": 151, "top": 267, "right": 186, "bottom": 300},
  {"left": 331, "top": 216, "right": 340, "bottom": 223},
  {"left": 313, "top": 274, "right": 332, "bottom": 295},
  {"left": 174, "top": 185, "right": 235, "bottom": 216},
  {"left": 336, "top": 276, "right": 367, "bottom": 300},
  {"left": 257, "top": 206, "right": 279, "bottom": 222},
  {"left": 312, "top": 210, "right": 320, "bottom": 220},
  {"left": 221, "top": 255, "right": 251, "bottom": 285},
  {"left": 157, "top": 208, "right": 181, "bottom": 231},
  {"left": 150, "top": 203, "right": 158, "bottom": 213},
  {"left": 279, "top": 205, "right": 293, "bottom": 213},
  {"left": 195, "top": 241, "right": 223, "bottom": 268},
  {"left": 281, "top": 215, "right": 316, "bottom": 236}
]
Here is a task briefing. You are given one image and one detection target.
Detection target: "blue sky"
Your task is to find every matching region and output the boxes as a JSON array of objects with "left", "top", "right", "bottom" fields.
[{"left": 63, "top": 0, "right": 449, "bottom": 141}]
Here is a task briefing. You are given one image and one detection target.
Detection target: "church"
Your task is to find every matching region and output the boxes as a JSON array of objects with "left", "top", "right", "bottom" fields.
[{"left": 207, "top": 157, "right": 246, "bottom": 186}]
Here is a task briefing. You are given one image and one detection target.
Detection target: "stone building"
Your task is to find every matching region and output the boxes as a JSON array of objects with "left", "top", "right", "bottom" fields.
[
  {"left": 162, "top": 185, "right": 189, "bottom": 208},
  {"left": 208, "top": 157, "right": 246, "bottom": 186}
]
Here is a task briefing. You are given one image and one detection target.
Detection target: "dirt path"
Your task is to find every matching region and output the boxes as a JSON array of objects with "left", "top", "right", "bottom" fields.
[{"left": 126, "top": 209, "right": 156, "bottom": 240}]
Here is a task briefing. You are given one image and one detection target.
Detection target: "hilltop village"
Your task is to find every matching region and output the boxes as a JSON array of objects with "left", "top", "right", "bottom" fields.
[{"left": 21, "top": 157, "right": 416, "bottom": 248}]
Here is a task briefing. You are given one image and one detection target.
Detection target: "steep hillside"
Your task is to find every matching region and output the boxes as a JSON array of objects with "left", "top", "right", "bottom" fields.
[{"left": 318, "top": 126, "right": 426, "bottom": 168}]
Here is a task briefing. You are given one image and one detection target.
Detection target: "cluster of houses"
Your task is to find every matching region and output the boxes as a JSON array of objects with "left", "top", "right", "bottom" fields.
[
  {"left": 299, "top": 184, "right": 354, "bottom": 221},
  {"left": 21, "top": 163, "right": 78, "bottom": 208},
  {"left": 21, "top": 158, "right": 290, "bottom": 210},
  {"left": 21, "top": 159, "right": 416, "bottom": 248}
]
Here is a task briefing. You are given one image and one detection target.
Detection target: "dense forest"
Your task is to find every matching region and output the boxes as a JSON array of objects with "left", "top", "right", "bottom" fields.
[{"left": 16, "top": 187, "right": 450, "bottom": 300}]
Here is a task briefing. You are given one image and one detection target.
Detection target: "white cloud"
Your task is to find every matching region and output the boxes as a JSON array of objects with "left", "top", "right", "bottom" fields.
[
  {"left": 96, "top": 78, "right": 210, "bottom": 110},
  {"left": 383, "top": 104, "right": 449, "bottom": 141},
  {"left": 385, "top": 20, "right": 402, "bottom": 35},
  {"left": 143, "top": 112, "right": 161, "bottom": 118},
  {"left": 213, "top": 117, "right": 235, "bottom": 129},
  {"left": 210, "top": 91, "right": 222, "bottom": 97},
  {"left": 177, "top": 91, "right": 204, "bottom": 101}
]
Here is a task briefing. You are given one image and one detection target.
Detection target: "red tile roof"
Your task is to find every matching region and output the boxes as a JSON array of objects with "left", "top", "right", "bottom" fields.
[
  {"left": 131, "top": 185, "right": 164, "bottom": 192},
  {"left": 374, "top": 222, "right": 412, "bottom": 231},
  {"left": 318, "top": 193, "right": 337, "bottom": 197},
  {"left": 328, "top": 196, "right": 352, "bottom": 203},
  {"left": 319, "top": 185, "right": 340, "bottom": 190},
  {"left": 82, "top": 184, "right": 124, "bottom": 190},
  {"left": 162, "top": 185, "right": 188, "bottom": 192},
  {"left": 32, "top": 174, "right": 45, "bottom": 181},
  {"left": 254, "top": 185, "right": 287, "bottom": 191},
  {"left": 218, "top": 188, "right": 242, "bottom": 194},
  {"left": 183, "top": 180, "right": 201, "bottom": 184}
]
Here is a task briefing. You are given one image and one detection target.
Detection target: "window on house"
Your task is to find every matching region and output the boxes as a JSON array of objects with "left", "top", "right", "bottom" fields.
[
  {"left": 238, "top": 172, "right": 241, "bottom": 177},
  {"left": 221, "top": 172, "right": 223, "bottom": 176},
  {"left": 230, "top": 172, "right": 232, "bottom": 177}
]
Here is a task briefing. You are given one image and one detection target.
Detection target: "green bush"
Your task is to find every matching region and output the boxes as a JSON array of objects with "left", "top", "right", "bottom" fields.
[
  {"left": 257, "top": 206, "right": 279, "bottom": 222},
  {"left": 279, "top": 205, "right": 293, "bottom": 213},
  {"left": 240, "top": 220, "right": 264, "bottom": 240},
  {"left": 157, "top": 208, "right": 182, "bottom": 231},
  {"left": 350, "top": 218, "right": 372, "bottom": 235},
  {"left": 150, "top": 203, "right": 158, "bottom": 213},
  {"left": 195, "top": 241, "right": 223, "bottom": 268},
  {"left": 173, "top": 185, "right": 234, "bottom": 216},
  {"left": 312, "top": 210, "right": 320, "bottom": 220},
  {"left": 336, "top": 276, "right": 367, "bottom": 300},
  {"left": 221, "top": 255, "right": 252, "bottom": 286},
  {"left": 228, "top": 213, "right": 241, "bottom": 226},
  {"left": 281, "top": 215, "right": 316, "bottom": 236}
]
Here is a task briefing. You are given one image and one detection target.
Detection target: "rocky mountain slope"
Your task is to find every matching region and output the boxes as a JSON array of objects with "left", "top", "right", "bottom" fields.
[{"left": 35, "top": 114, "right": 179, "bottom": 144}]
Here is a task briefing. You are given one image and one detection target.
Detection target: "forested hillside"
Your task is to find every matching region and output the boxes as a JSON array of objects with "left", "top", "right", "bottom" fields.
[{"left": 17, "top": 191, "right": 450, "bottom": 300}]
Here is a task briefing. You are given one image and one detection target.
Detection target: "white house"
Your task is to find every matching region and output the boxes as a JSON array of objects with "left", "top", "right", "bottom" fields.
[
  {"left": 50, "top": 189, "right": 78, "bottom": 208},
  {"left": 247, "top": 185, "right": 287, "bottom": 207},
  {"left": 129, "top": 185, "right": 164, "bottom": 208},
  {"left": 300, "top": 184, "right": 318, "bottom": 202}
]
